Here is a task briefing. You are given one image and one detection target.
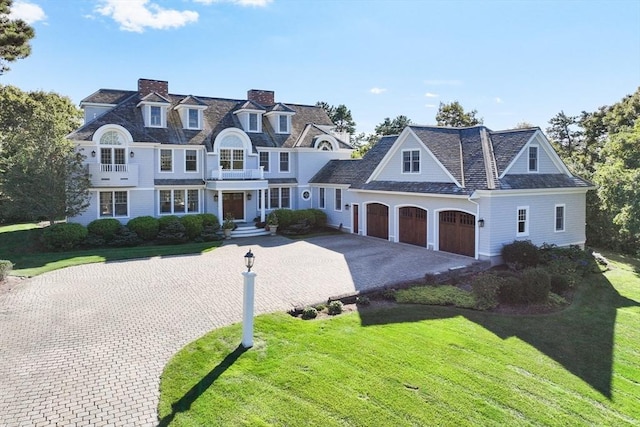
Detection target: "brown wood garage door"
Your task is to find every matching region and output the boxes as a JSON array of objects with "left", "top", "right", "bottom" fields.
[
  {"left": 439, "top": 210, "right": 475, "bottom": 257},
  {"left": 367, "top": 203, "right": 388, "bottom": 240},
  {"left": 399, "top": 207, "right": 427, "bottom": 247}
]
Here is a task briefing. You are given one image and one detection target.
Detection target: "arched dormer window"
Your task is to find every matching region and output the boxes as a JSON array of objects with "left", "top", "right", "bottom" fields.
[
  {"left": 100, "top": 131, "right": 123, "bottom": 145},
  {"left": 318, "top": 141, "right": 333, "bottom": 151},
  {"left": 314, "top": 136, "right": 338, "bottom": 151},
  {"left": 93, "top": 125, "right": 133, "bottom": 171},
  {"left": 213, "top": 128, "right": 253, "bottom": 171}
]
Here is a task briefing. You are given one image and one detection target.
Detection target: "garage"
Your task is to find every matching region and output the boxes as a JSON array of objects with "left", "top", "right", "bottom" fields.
[
  {"left": 439, "top": 210, "right": 475, "bottom": 257},
  {"left": 399, "top": 207, "right": 427, "bottom": 247},
  {"left": 367, "top": 203, "right": 389, "bottom": 240}
]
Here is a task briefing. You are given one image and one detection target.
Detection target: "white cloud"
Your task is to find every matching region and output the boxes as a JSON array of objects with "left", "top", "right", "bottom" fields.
[
  {"left": 424, "top": 79, "right": 462, "bottom": 86},
  {"left": 425, "top": 104, "right": 437, "bottom": 108},
  {"left": 424, "top": 92, "right": 438, "bottom": 98},
  {"left": 495, "top": 97, "right": 503, "bottom": 104},
  {"left": 194, "top": 0, "right": 273, "bottom": 6},
  {"left": 9, "top": 1, "right": 46, "bottom": 24},
  {"left": 369, "top": 87, "right": 387, "bottom": 95},
  {"left": 96, "top": 0, "right": 199, "bottom": 33}
]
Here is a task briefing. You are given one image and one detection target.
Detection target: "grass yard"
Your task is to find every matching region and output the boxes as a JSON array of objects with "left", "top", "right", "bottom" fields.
[
  {"left": 0, "top": 223, "right": 222, "bottom": 276},
  {"left": 158, "top": 252, "right": 640, "bottom": 426}
]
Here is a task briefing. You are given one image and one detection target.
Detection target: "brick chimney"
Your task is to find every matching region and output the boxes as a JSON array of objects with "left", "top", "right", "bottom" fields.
[
  {"left": 247, "top": 89, "right": 274, "bottom": 106},
  {"left": 138, "top": 78, "right": 169, "bottom": 98}
]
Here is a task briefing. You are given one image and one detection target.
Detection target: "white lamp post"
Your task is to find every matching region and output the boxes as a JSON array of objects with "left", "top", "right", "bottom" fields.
[{"left": 241, "top": 249, "right": 256, "bottom": 348}]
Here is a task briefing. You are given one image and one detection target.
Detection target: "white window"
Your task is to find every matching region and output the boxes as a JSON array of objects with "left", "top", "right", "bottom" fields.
[
  {"left": 555, "top": 204, "right": 565, "bottom": 232},
  {"left": 150, "top": 106, "right": 162, "bottom": 127},
  {"left": 188, "top": 108, "right": 200, "bottom": 129},
  {"left": 335, "top": 188, "right": 342, "bottom": 212},
  {"left": 317, "top": 141, "right": 333, "bottom": 151},
  {"left": 220, "top": 149, "right": 244, "bottom": 170},
  {"left": 402, "top": 150, "right": 420, "bottom": 173},
  {"left": 248, "top": 113, "right": 259, "bottom": 132},
  {"left": 279, "top": 115, "right": 289, "bottom": 133},
  {"left": 185, "top": 149, "right": 197, "bottom": 172},
  {"left": 528, "top": 146, "right": 538, "bottom": 172},
  {"left": 268, "top": 187, "right": 291, "bottom": 209},
  {"left": 160, "top": 149, "right": 172, "bottom": 172},
  {"left": 516, "top": 206, "right": 529, "bottom": 236},
  {"left": 99, "top": 191, "right": 128, "bottom": 218},
  {"left": 259, "top": 152, "right": 270, "bottom": 172},
  {"left": 159, "top": 189, "right": 199, "bottom": 214},
  {"left": 279, "top": 152, "right": 289, "bottom": 172},
  {"left": 301, "top": 190, "right": 311, "bottom": 201},
  {"left": 319, "top": 187, "right": 325, "bottom": 209}
]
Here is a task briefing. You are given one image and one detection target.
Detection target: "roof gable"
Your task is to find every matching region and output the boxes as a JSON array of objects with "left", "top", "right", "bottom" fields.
[{"left": 499, "top": 129, "right": 571, "bottom": 178}]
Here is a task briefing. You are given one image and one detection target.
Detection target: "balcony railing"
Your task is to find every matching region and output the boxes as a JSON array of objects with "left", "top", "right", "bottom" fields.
[
  {"left": 211, "top": 167, "right": 264, "bottom": 181},
  {"left": 88, "top": 163, "right": 138, "bottom": 187}
]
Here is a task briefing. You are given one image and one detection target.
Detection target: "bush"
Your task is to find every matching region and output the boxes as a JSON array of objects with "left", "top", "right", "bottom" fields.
[
  {"left": 197, "top": 213, "right": 220, "bottom": 230},
  {"left": 301, "top": 306, "right": 318, "bottom": 320},
  {"left": 356, "top": 296, "right": 371, "bottom": 306},
  {"left": 159, "top": 215, "right": 181, "bottom": 230},
  {"left": 0, "top": 260, "right": 13, "bottom": 280},
  {"left": 42, "top": 223, "right": 88, "bottom": 250},
  {"left": 396, "top": 285, "right": 476, "bottom": 309},
  {"left": 327, "top": 300, "right": 343, "bottom": 315},
  {"left": 471, "top": 272, "right": 503, "bottom": 310},
  {"left": 157, "top": 220, "right": 188, "bottom": 245},
  {"left": 273, "top": 209, "right": 328, "bottom": 233},
  {"left": 272, "top": 209, "right": 294, "bottom": 229},
  {"left": 501, "top": 240, "right": 540, "bottom": 270},
  {"left": 180, "top": 215, "right": 204, "bottom": 240},
  {"left": 108, "top": 226, "right": 141, "bottom": 247},
  {"left": 200, "top": 225, "right": 222, "bottom": 242},
  {"left": 87, "top": 218, "right": 121, "bottom": 242},
  {"left": 127, "top": 216, "right": 159, "bottom": 241},
  {"left": 549, "top": 274, "right": 571, "bottom": 294},
  {"left": 498, "top": 276, "right": 527, "bottom": 304},
  {"left": 313, "top": 303, "right": 326, "bottom": 312},
  {"left": 308, "top": 209, "right": 327, "bottom": 227},
  {"left": 539, "top": 243, "right": 593, "bottom": 278},
  {"left": 83, "top": 233, "right": 106, "bottom": 248},
  {"left": 520, "top": 267, "right": 550, "bottom": 303}
]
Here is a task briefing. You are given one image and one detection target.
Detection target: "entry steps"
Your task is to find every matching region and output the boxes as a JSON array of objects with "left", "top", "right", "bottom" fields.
[{"left": 226, "top": 222, "right": 271, "bottom": 239}]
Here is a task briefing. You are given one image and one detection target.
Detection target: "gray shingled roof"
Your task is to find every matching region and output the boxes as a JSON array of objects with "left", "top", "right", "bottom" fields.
[
  {"left": 268, "top": 103, "right": 295, "bottom": 113},
  {"left": 311, "top": 126, "right": 591, "bottom": 194},
  {"left": 140, "top": 92, "right": 171, "bottom": 103},
  {"left": 178, "top": 95, "right": 207, "bottom": 106},
  {"left": 69, "top": 89, "right": 351, "bottom": 151}
]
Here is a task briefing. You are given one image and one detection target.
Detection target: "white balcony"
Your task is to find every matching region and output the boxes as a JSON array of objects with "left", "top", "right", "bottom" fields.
[
  {"left": 210, "top": 167, "right": 264, "bottom": 181},
  {"left": 88, "top": 163, "right": 139, "bottom": 187}
]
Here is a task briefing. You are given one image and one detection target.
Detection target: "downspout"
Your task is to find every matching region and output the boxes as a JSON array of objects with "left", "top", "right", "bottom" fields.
[{"left": 468, "top": 192, "right": 480, "bottom": 260}]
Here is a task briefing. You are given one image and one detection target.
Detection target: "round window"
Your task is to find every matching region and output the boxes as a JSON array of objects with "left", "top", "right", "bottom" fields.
[{"left": 301, "top": 190, "right": 311, "bottom": 201}]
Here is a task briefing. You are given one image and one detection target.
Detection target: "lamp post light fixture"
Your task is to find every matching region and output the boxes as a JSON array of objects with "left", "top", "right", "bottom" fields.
[{"left": 241, "top": 249, "right": 257, "bottom": 348}]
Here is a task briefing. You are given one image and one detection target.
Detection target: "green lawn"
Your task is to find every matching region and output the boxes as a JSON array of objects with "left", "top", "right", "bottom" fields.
[
  {"left": 158, "top": 252, "right": 640, "bottom": 426},
  {"left": 0, "top": 223, "right": 222, "bottom": 276}
]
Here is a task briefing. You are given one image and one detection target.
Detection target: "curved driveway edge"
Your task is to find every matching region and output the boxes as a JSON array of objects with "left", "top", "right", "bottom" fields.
[{"left": 0, "top": 234, "right": 474, "bottom": 426}]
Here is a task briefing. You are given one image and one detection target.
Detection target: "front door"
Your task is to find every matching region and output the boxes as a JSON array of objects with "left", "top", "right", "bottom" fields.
[{"left": 223, "top": 192, "right": 244, "bottom": 220}]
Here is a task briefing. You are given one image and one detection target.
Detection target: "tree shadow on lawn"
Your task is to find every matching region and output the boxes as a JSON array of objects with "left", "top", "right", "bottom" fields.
[
  {"left": 359, "top": 272, "right": 639, "bottom": 399},
  {"left": 157, "top": 344, "right": 248, "bottom": 427}
]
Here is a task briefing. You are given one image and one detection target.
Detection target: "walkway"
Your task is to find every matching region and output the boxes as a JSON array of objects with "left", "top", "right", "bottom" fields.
[{"left": 0, "top": 234, "right": 474, "bottom": 426}]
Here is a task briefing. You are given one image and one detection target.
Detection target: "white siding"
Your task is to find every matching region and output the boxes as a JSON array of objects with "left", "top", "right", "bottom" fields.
[{"left": 376, "top": 133, "right": 452, "bottom": 183}]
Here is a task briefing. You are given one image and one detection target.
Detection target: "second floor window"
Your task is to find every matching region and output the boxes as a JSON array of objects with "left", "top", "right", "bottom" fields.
[
  {"left": 150, "top": 106, "right": 162, "bottom": 127},
  {"left": 160, "top": 149, "right": 172, "bottom": 172},
  {"left": 220, "top": 149, "right": 244, "bottom": 170},
  {"left": 403, "top": 150, "right": 420, "bottom": 173},
  {"left": 248, "top": 113, "right": 258, "bottom": 132},
  {"left": 188, "top": 109, "right": 199, "bottom": 129},
  {"left": 528, "top": 146, "right": 538, "bottom": 172},
  {"left": 260, "top": 152, "right": 270, "bottom": 172},
  {"left": 185, "top": 150, "right": 197, "bottom": 172},
  {"left": 279, "top": 115, "right": 289, "bottom": 133},
  {"left": 279, "top": 152, "right": 289, "bottom": 172}
]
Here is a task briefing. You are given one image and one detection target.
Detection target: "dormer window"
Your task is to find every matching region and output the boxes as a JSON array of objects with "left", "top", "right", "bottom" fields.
[
  {"left": 188, "top": 109, "right": 199, "bottom": 129},
  {"left": 279, "top": 115, "right": 289, "bottom": 133},
  {"left": 174, "top": 95, "right": 207, "bottom": 130},
  {"left": 528, "top": 146, "right": 538, "bottom": 172},
  {"left": 137, "top": 92, "right": 171, "bottom": 128},
  {"left": 249, "top": 113, "right": 259, "bottom": 132},
  {"left": 150, "top": 106, "right": 162, "bottom": 127}
]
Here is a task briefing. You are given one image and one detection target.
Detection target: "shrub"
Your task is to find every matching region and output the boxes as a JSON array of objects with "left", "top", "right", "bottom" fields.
[
  {"left": 308, "top": 209, "right": 327, "bottom": 227},
  {"left": 396, "top": 285, "right": 476, "bottom": 309},
  {"left": 471, "top": 272, "right": 503, "bottom": 310},
  {"left": 197, "top": 213, "right": 220, "bottom": 230},
  {"left": 498, "top": 276, "right": 527, "bottom": 304},
  {"left": 200, "top": 225, "right": 222, "bottom": 242},
  {"left": 127, "top": 216, "right": 159, "bottom": 241},
  {"left": 159, "top": 215, "right": 180, "bottom": 230},
  {"left": 539, "top": 244, "right": 593, "bottom": 278},
  {"left": 108, "top": 226, "right": 141, "bottom": 247},
  {"left": 301, "top": 306, "right": 318, "bottom": 320},
  {"left": 356, "top": 296, "right": 371, "bottom": 306},
  {"left": 313, "top": 303, "right": 326, "bottom": 312},
  {"left": 549, "top": 274, "right": 571, "bottom": 294},
  {"left": 83, "top": 233, "right": 106, "bottom": 248},
  {"left": 272, "top": 209, "right": 294, "bottom": 229},
  {"left": 180, "top": 215, "right": 204, "bottom": 240},
  {"left": 327, "top": 300, "right": 343, "bottom": 315},
  {"left": 87, "top": 218, "right": 121, "bottom": 242},
  {"left": 41, "top": 223, "right": 88, "bottom": 250},
  {"left": 501, "top": 240, "right": 540, "bottom": 270},
  {"left": 157, "top": 220, "right": 188, "bottom": 244},
  {"left": 0, "top": 260, "right": 13, "bottom": 280},
  {"left": 520, "top": 267, "right": 550, "bottom": 303},
  {"left": 544, "top": 258, "right": 581, "bottom": 288}
]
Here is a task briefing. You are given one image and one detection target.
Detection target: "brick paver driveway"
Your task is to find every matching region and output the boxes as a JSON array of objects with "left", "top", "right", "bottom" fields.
[{"left": 0, "top": 234, "right": 474, "bottom": 426}]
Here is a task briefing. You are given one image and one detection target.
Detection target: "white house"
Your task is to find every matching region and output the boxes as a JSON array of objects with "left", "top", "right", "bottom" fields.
[{"left": 68, "top": 78, "right": 593, "bottom": 264}]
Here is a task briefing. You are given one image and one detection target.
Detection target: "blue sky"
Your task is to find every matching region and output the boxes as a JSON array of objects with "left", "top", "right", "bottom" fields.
[{"left": 3, "top": 0, "right": 639, "bottom": 134}]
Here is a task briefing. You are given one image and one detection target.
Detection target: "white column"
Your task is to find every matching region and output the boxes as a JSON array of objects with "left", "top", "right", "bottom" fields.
[
  {"left": 241, "top": 271, "right": 257, "bottom": 348},
  {"left": 217, "top": 190, "right": 223, "bottom": 221},
  {"left": 260, "top": 190, "right": 266, "bottom": 222}
]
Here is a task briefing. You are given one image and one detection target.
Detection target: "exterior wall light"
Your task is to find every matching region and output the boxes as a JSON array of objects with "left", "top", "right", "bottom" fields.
[
  {"left": 478, "top": 219, "right": 485, "bottom": 227},
  {"left": 91, "top": 150, "right": 96, "bottom": 157},
  {"left": 214, "top": 194, "right": 219, "bottom": 202},
  {"left": 247, "top": 193, "right": 252, "bottom": 201},
  {"left": 130, "top": 151, "right": 135, "bottom": 158}
]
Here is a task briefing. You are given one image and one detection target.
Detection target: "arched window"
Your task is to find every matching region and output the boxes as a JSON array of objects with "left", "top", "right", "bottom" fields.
[
  {"left": 318, "top": 141, "right": 333, "bottom": 151},
  {"left": 100, "top": 131, "right": 123, "bottom": 145},
  {"left": 99, "top": 131, "right": 126, "bottom": 170}
]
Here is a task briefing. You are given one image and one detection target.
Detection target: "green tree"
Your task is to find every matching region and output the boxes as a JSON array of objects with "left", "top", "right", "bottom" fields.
[
  {"left": 435, "top": 101, "right": 482, "bottom": 127},
  {"left": 0, "top": 0, "right": 35, "bottom": 74},
  {"left": 514, "top": 121, "right": 534, "bottom": 129},
  {"left": 0, "top": 85, "right": 90, "bottom": 224},
  {"left": 316, "top": 102, "right": 356, "bottom": 135},
  {"left": 374, "top": 115, "right": 412, "bottom": 136},
  {"left": 546, "top": 110, "right": 582, "bottom": 154}
]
